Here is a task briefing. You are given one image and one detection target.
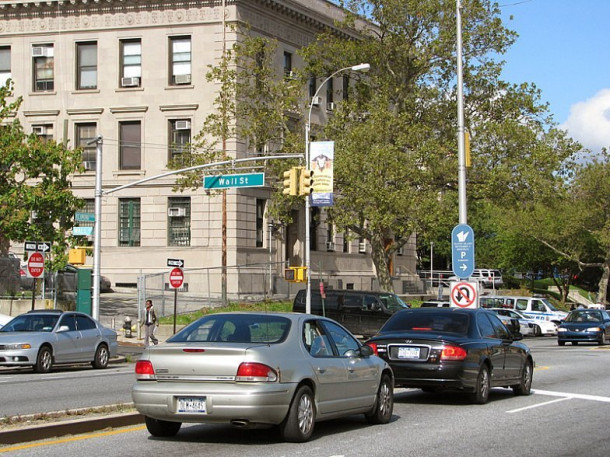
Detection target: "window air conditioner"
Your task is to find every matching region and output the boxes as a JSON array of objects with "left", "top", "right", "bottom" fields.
[
  {"left": 121, "top": 77, "right": 140, "bottom": 87},
  {"left": 174, "top": 74, "right": 191, "bottom": 85},
  {"left": 397, "top": 247, "right": 404, "bottom": 256},
  {"left": 327, "top": 102, "right": 336, "bottom": 111},
  {"left": 311, "top": 96, "right": 322, "bottom": 106},
  {"left": 32, "top": 47, "right": 52, "bottom": 57},
  {"left": 33, "top": 126, "right": 47, "bottom": 135},
  {"left": 175, "top": 120, "right": 191, "bottom": 130},
  {"left": 83, "top": 161, "right": 96, "bottom": 171},
  {"left": 168, "top": 207, "right": 186, "bottom": 217},
  {"left": 358, "top": 242, "right": 366, "bottom": 253},
  {"left": 326, "top": 241, "right": 335, "bottom": 252}
]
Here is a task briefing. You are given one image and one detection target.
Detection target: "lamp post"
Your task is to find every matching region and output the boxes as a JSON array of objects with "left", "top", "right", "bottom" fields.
[{"left": 304, "top": 63, "right": 370, "bottom": 314}]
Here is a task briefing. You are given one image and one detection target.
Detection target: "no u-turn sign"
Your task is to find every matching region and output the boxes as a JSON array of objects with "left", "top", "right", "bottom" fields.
[{"left": 450, "top": 281, "right": 478, "bottom": 308}]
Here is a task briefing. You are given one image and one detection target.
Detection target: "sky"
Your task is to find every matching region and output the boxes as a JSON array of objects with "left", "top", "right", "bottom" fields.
[{"left": 498, "top": 0, "right": 610, "bottom": 154}]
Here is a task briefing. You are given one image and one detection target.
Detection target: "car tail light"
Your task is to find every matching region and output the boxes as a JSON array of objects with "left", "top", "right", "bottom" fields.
[
  {"left": 135, "top": 360, "right": 156, "bottom": 380},
  {"left": 235, "top": 362, "right": 278, "bottom": 382},
  {"left": 440, "top": 345, "right": 467, "bottom": 361},
  {"left": 366, "top": 342, "right": 378, "bottom": 355}
]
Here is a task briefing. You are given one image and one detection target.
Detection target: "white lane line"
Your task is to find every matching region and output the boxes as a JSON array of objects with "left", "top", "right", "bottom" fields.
[
  {"left": 533, "top": 389, "right": 610, "bottom": 403},
  {"left": 507, "top": 397, "right": 570, "bottom": 413}
]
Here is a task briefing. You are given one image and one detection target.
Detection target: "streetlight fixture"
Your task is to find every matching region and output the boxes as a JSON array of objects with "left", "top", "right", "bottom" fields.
[{"left": 304, "top": 63, "right": 370, "bottom": 314}]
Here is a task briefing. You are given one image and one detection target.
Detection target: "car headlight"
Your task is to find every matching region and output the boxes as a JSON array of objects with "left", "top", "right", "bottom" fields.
[
  {"left": 557, "top": 328, "right": 567, "bottom": 332},
  {"left": 585, "top": 327, "right": 601, "bottom": 332},
  {"left": 2, "top": 343, "right": 32, "bottom": 350}
]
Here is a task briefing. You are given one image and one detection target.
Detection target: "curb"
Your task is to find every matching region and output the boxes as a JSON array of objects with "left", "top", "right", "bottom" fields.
[{"left": 0, "top": 411, "right": 145, "bottom": 446}]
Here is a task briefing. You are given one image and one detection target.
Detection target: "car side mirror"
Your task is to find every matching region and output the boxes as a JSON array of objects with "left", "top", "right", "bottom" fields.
[
  {"left": 359, "top": 345, "right": 374, "bottom": 357},
  {"left": 57, "top": 325, "right": 71, "bottom": 333}
]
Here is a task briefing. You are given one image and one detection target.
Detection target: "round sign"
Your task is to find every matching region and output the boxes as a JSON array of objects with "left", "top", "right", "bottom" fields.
[
  {"left": 450, "top": 281, "right": 477, "bottom": 308},
  {"left": 169, "top": 267, "right": 184, "bottom": 289},
  {"left": 27, "top": 252, "right": 45, "bottom": 278}
]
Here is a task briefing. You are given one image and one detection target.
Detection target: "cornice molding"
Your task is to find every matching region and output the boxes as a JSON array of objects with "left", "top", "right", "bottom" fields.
[
  {"left": 23, "top": 109, "right": 60, "bottom": 116},
  {"left": 109, "top": 105, "right": 148, "bottom": 114},
  {"left": 159, "top": 104, "right": 199, "bottom": 112}
]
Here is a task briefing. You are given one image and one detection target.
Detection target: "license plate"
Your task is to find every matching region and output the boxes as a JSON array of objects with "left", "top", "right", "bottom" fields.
[
  {"left": 397, "top": 347, "right": 420, "bottom": 359},
  {"left": 177, "top": 396, "right": 207, "bottom": 413}
]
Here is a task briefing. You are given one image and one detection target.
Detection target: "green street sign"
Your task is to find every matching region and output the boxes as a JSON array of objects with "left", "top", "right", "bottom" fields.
[
  {"left": 204, "top": 172, "right": 265, "bottom": 190},
  {"left": 73, "top": 226, "right": 94, "bottom": 236},
  {"left": 75, "top": 212, "right": 95, "bottom": 222}
]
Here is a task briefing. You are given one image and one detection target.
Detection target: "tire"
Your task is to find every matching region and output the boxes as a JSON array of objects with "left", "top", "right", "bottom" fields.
[
  {"left": 533, "top": 325, "right": 541, "bottom": 337},
  {"left": 280, "top": 385, "right": 315, "bottom": 443},
  {"left": 365, "top": 374, "right": 393, "bottom": 424},
  {"left": 144, "top": 416, "right": 182, "bottom": 437},
  {"left": 558, "top": 341, "right": 565, "bottom": 346},
  {"left": 91, "top": 344, "right": 109, "bottom": 369},
  {"left": 469, "top": 365, "right": 491, "bottom": 404},
  {"left": 35, "top": 346, "right": 53, "bottom": 373},
  {"left": 512, "top": 360, "right": 533, "bottom": 396}
]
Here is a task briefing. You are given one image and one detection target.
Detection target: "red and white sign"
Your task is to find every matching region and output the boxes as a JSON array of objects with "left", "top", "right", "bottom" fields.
[
  {"left": 450, "top": 281, "right": 478, "bottom": 308},
  {"left": 169, "top": 267, "right": 184, "bottom": 289},
  {"left": 27, "top": 251, "right": 45, "bottom": 279}
]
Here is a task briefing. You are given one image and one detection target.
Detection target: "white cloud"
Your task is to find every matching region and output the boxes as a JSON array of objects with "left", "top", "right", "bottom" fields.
[{"left": 561, "top": 89, "right": 610, "bottom": 153}]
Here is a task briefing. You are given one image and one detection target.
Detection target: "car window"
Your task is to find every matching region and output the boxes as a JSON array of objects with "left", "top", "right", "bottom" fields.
[
  {"left": 59, "top": 315, "right": 77, "bottom": 332},
  {"left": 532, "top": 300, "right": 545, "bottom": 312},
  {"left": 476, "top": 313, "right": 497, "bottom": 339},
  {"left": 487, "top": 313, "right": 511, "bottom": 339},
  {"left": 515, "top": 299, "right": 528, "bottom": 311},
  {"left": 76, "top": 315, "right": 96, "bottom": 331},
  {"left": 322, "top": 320, "right": 360, "bottom": 356},
  {"left": 342, "top": 294, "right": 362, "bottom": 309},
  {"left": 304, "top": 320, "right": 334, "bottom": 357},
  {"left": 382, "top": 311, "right": 469, "bottom": 335},
  {"left": 363, "top": 295, "right": 378, "bottom": 311},
  {"left": 379, "top": 294, "right": 409, "bottom": 311}
]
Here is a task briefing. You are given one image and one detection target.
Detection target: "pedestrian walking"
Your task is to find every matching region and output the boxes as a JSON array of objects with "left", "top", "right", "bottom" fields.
[{"left": 141, "top": 299, "right": 159, "bottom": 347}]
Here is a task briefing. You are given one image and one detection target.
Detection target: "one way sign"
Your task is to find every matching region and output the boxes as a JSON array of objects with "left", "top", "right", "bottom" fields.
[
  {"left": 24, "top": 241, "right": 51, "bottom": 253},
  {"left": 167, "top": 258, "right": 185, "bottom": 268}
]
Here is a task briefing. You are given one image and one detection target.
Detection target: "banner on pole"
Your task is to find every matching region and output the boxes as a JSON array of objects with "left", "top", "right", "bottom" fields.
[{"left": 310, "top": 141, "right": 334, "bottom": 207}]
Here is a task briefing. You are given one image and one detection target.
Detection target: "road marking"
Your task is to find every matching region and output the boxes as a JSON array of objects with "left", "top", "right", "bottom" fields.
[
  {"left": 506, "top": 389, "right": 610, "bottom": 414},
  {"left": 507, "top": 397, "right": 570, "bottom": 413},
  {"left": 0, "top": 425, "right": 146, "bottom": 453}
]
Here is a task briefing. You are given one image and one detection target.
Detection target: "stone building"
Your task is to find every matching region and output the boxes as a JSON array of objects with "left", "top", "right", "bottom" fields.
[{"left": 0, "top": 0, "right": 419, "bottom": 298}]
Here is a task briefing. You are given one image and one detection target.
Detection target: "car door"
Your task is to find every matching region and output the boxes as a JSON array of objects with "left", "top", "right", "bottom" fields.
[
  {"left": 488, "top": 313, "right": 522, "bottom": 380},
  {"left": 75, "top": 314, "right": 100, "bottom": 360},
  {"left": 304, "top": 320, "right": 350, "bottom": 416},
  {"left": 476, "top": 313, "right": 507, "bottom": 382},
  {"left": 53, "top": 314, "right": 81, "bottom": 362},
  {"left": 322, "top": 320, "right": 379, "bottom": 409}
]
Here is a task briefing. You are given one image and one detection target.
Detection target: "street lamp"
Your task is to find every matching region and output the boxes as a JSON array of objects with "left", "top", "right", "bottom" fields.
[{"left": 304, "top": 63, "right": 370, "bottom": 314}]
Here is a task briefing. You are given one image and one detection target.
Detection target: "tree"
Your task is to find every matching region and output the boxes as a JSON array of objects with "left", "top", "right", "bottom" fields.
[
  {"left": 300, "top": 0, "right": 572, "bottom": 292},
  {"left": 0, "top": 81, "right": 83, "bottom": 268}
]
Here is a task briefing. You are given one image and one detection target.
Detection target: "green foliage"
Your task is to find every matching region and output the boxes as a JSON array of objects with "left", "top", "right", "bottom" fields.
[
  {"left": 0, "top": 80, "right": 84, "bottom": 267},
  {"left": 159, "top": 300, "right": 293, "bottom": 325}
]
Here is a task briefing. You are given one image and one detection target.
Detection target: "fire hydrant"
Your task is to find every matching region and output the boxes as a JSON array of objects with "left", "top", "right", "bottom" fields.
[{"left": 123, "top": 316, "right": 133, "bottom": 338}]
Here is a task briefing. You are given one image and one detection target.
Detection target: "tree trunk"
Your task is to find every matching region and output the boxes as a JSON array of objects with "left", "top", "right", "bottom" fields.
[
  {"left": 598, "top": 258, "right": 610, "bottom": 304},
  {"left": 370, "top": 234, "right": 394, "bottom": 293}
]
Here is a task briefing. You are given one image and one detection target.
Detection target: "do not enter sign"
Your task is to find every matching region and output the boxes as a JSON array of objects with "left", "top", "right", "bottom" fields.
[
  {"left": 169, "top": 267, "right": 184, "bottom": 289},
  {"left": 27, "top": 251, "right": 45, "bottom": 278}
]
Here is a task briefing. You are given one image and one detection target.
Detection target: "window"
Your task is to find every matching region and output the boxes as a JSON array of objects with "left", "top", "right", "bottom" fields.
[
  {"left": 120, "top": 39, "right": 141, "bottom": 87},
  {"left": 322, "top": 320, "right": 360, "bottom": 356},
  {"left": 32, "top": 124, "right": 54, "bottom": 142},
  {"left": 256, "top": 199, "right": 265, "bottom": 248},
  {"left": 308, "top": 75, "right": 316, "bottom": 97},
  {"left": 342, "top": 231, "right": 349, "bottom": 253},
  {"left": 342, "top": 75, "right": 349, "bottom": 101},
  {"left": 168, "top": 197, "right": 191, "bottom": 247},
  {"left": 283, "top": 51, "right": 292, "bottom": 77},
  {"left": 76, "top": 123, "right": 97, "bottom": 170},
  {"left": 77, "top": 42, "right": 97, "bottom": 90},
  {"left": 33, "top": 44, "right": 54, "bottom": 92},
  {"left": 78, "top": 199, "right": 95, "bottom": 231},
  {"left": 168, "top": 119, "right": 191, "bottom": 164},
  {"left": 476, "top": 313, "right": 496, "bottom": 339},
  {"left": 119, "top": 121, "right": 141, "bottom": 170},
  {"left": 326, "top": 76, "right": 334, "bottom": 103},
  {"left": 0, "top": 46, "right": 10, "bottom": 87},
  {"left": 119, "top": 198, "right": 141, "bottom": 246},
  {"left": 170, "top": 36, "right": 191, "bottom": 85}
]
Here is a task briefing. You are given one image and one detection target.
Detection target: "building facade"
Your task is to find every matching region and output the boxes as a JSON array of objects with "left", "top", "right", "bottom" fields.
[{"left": 0, "top": 0, "right": 419, "bottom": 298}]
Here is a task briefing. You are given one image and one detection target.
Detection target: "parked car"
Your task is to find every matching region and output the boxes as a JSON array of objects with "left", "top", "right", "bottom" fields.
[
  {"left": 447, "top": 269, "right": 503, "bottom": 289},
  {"left": 365, "top": 308, "right": 533, "bottom": 404},
  {"left": 481, "top": 295, "right": 567, "bottom": 325},
  {"left": 489, "top": 308, "right": 557, "bottom": 337},
  {"left": 420, "top": 300, "right": 450, "bottom": 308},
  {"left": 293, "top": 289, "right": 409, "bottom": 338},
  {"left": 557, "top": 308, "right": 610, "bottom": 346},
  {"left": 0, "top": 309, "right": 118, "bottom": 373},
  {"left": 132, "top": 312, "right": 394, "bottom": 442}
]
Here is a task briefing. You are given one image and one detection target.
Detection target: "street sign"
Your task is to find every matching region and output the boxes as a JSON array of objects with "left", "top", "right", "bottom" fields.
[
  {"left": 73, "top": 226, "right": 94, "bottom": 236},
  {"left": 24, "top": 241, "right": 51, "bottom": 253},
  {"left": 451, "top": 224, "right": 475, "bottom": 279},
  {"left": 75, "top": 212, "right": 95, "bottom": 222},
  {"left": 450, "top": 281, "right": 478, "bottom": 308},
  {"left": 27, "top": 251, "right": 45, "bottom": 279},
  {"left": 167, "top": 258, "right": 185, "bottom": 268},
  {"left": 204, "top": 172, "right": 265, "bottom": 190},
  {"left": 169, "top": 267, "right": 184, "bottom": 289}
]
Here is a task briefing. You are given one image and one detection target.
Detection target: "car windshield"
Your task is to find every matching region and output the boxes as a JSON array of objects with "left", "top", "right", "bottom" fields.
[
  {"left": 566, "top": 310, "right": 602, "bottom": 323},
  {"left": 168, "top": 314, "right": 291, "bottom": 344},
  {"left": 541, "top": 298, "right": 559, "bottom": 311},
  {"left": 381, "top": 311, "right": 470, "bottom": 335},
  {"left": 379, "top": 294, "right": 410, "bottom": 311},
  {"left": 0, "top": 314, "right": 59, "bottom": 332}
]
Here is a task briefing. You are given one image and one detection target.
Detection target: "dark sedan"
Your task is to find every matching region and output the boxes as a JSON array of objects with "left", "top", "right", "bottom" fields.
[
  {"left": 366, "top": 308, "right": 534, "bottom": 404},
  {"left": 557, "top": 308, "right": 610, "bottom": 346}
]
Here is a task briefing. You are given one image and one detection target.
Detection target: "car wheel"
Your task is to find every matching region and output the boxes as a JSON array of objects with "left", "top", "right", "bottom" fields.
[
  {"left": 558, "top": 341, "right": 565, "bottom": 346},
  {"left": 91, "top": 344, "right": 109, "bottom": 369},
  {"left": 469, "top": 365, "right": 490, "bottom": 404},
  {"left": 365, "top": 374, "right": 393, "bottom": 424},
  {"left": 533, "top": 325, "right": 541, "bottom": 337},
  {"left": 512, "top": 360, "right": 533, "bottom": 396},
  {"left": 144, "top": 416, "right": 182, "bottom": 437},
  {"left": 35, "top": 346, "right": 52, "bottom": 373},
  {"left": 280, "top": 385, "right": 315, "bottom": 443}
]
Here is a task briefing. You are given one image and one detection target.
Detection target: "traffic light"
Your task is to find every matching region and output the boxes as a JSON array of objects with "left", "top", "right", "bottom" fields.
[
  {"left": 284, "top": 266, "right": 307, "bottom": 282},
  {"left": 299, "top": 168, "right": 314, "bottom": 196},
  {"left": 282, "top": 167, "right": 298, "bottom": 196}
]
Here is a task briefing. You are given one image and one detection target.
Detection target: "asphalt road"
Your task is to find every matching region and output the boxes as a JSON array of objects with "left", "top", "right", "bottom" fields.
[{"left": 2, "top": 338, "right": 610, "bottom": 456}]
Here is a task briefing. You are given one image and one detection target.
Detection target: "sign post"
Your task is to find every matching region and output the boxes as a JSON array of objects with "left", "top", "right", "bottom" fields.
[
  {"left": 169, "top": 267, "right": 184, "bottom": 333},
  {"left": 27, "top": 251, "right": 45, "bottom": 311}
]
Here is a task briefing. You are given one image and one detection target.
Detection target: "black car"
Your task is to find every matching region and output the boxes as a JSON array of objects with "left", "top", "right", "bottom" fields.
[
  {"left": 557, "top": 308, "right": 610, "bottom": 346},
  {"left": 365, "top": 308, "right": 534, "bottom": 404}
]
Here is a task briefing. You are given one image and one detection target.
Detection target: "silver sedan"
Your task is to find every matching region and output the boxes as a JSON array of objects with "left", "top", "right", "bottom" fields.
[
  {"left": 132, "top": 312, "right": 394, "bottom": 442},
  {"left": 0, "top": 310, "right": 118, "bottom": 372}
]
